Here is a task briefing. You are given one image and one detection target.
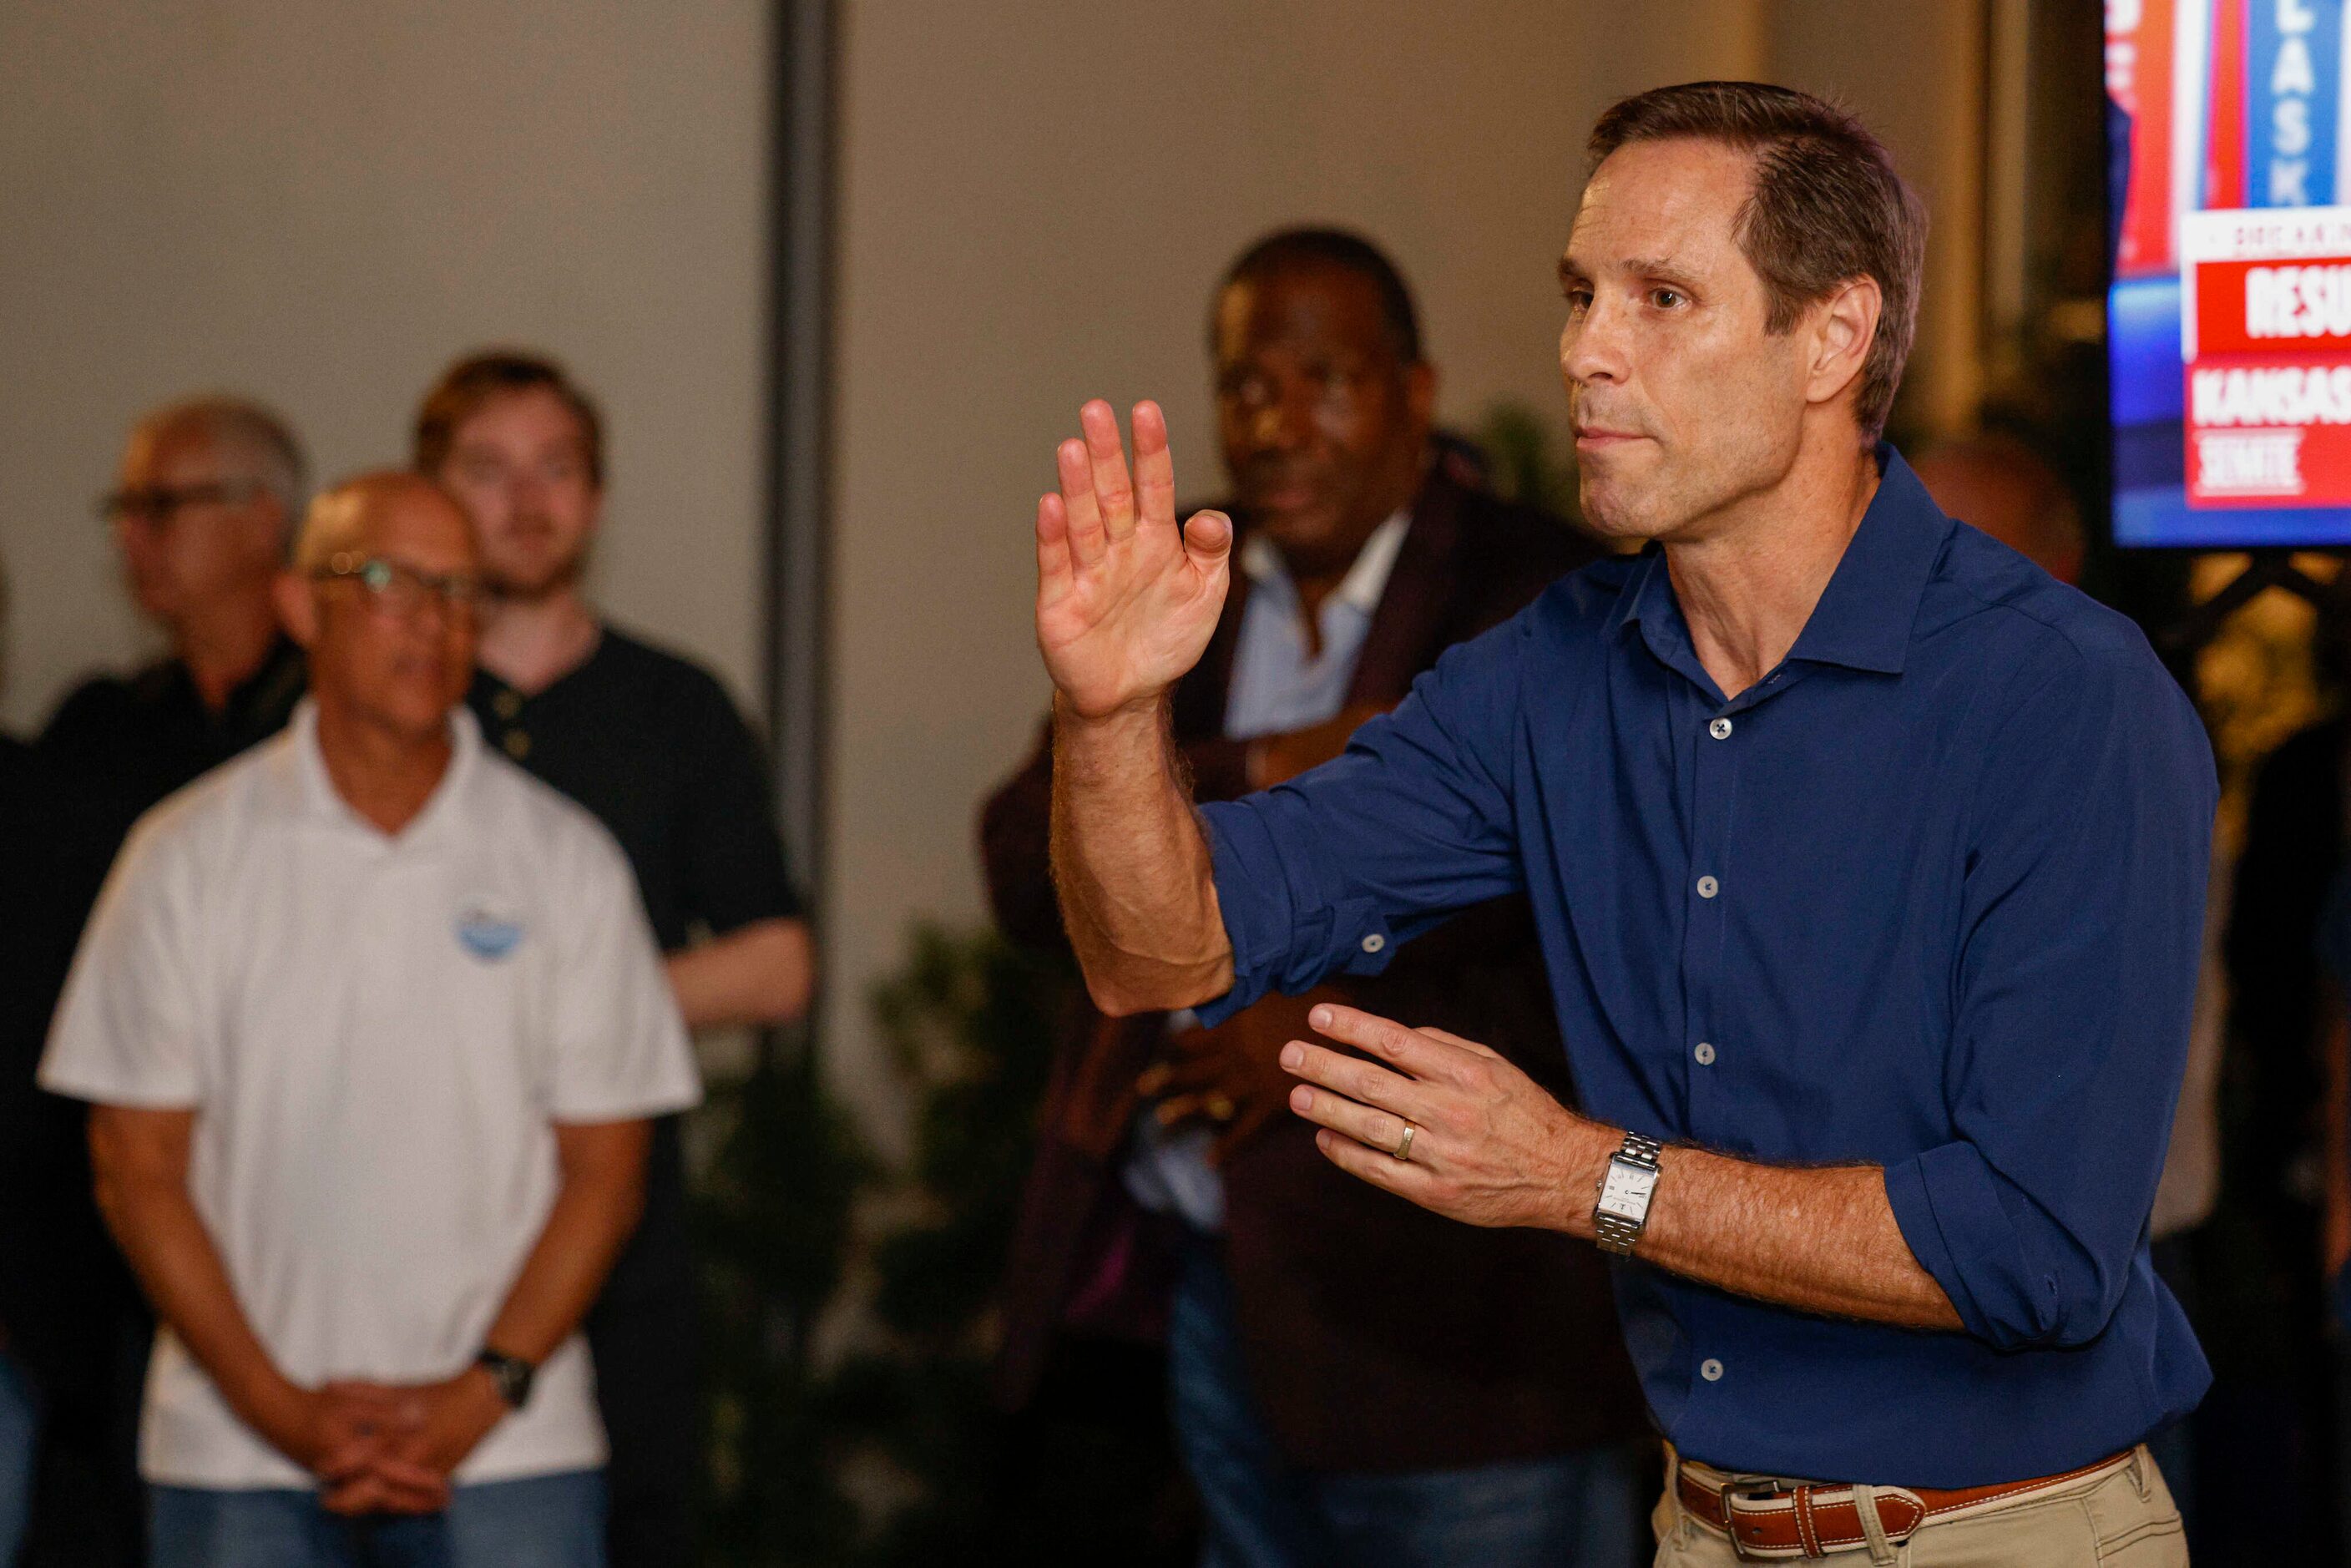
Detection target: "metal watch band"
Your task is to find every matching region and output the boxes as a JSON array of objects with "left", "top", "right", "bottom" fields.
[
  {"left": 1593, "top": 1131, "right": 1664, "bottom": 1257},
  {"left": 1593, "top": 1210, "right": 1644, "bottom": 1256},
  {"left": 1615, "top": 1131, "right": 1662, "bottom": 1171}
]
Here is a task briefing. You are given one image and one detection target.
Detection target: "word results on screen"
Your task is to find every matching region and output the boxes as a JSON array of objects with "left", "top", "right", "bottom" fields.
[{"left": 2109, "top": 0, "right": 2351, "bottom": 545}]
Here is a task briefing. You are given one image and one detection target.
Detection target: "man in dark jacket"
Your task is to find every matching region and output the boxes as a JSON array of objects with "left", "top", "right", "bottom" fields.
[{"left": 985, "top": 230, "right": 1645, "bottom": 1566}]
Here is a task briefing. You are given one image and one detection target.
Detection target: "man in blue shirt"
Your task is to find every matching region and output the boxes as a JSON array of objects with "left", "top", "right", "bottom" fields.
[{"left": 1028, "top": 83, "right": 2211, "bottom": 1565}]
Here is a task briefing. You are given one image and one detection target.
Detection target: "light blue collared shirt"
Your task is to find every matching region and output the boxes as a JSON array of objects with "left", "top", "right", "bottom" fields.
[{"left": 1121, "top": 512, "right": 1412, "bottom": 1231}]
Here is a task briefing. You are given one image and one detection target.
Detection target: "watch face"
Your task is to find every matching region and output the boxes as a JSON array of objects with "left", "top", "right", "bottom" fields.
[
  {"left": 1597, "top": 1161, "right": 1658, "bottom": 1220},
  {"left": 479, "top": 1352, "right": 532, "bottom": 1408}
]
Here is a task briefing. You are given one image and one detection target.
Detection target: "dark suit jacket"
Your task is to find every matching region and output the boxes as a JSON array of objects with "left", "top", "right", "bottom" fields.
[{"left": 983, "top": 462, "right": 1647, "bottom": 1472}]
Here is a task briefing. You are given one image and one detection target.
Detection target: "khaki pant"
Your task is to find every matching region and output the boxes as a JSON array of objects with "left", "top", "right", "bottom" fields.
[{"left": 1651, "top": 1445, "right": 2187, "bottom": 1567}]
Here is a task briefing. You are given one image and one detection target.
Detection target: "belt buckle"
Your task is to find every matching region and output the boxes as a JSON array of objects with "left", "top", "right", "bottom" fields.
[{"left": 1724, "top": 1483, "right": 1788, "bottom": 1562}]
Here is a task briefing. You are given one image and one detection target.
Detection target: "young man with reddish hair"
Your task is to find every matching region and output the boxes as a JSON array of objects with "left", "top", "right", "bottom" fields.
[{"left": 415, "top": 352, "right": 812, "bottom": 1568}]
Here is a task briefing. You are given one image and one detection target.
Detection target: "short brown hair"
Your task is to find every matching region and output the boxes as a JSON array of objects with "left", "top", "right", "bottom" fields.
[
  {"left": 412, "top": 350, "right": 605, "bottom": 487},
  {"left": 1587, "top": 82, "right": 1926, "bottom": 440}
]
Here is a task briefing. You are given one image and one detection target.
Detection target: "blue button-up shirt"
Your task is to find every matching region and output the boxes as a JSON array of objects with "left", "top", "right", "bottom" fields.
[{"left": 1196, "top": 449, "right": 2216, "bottom": 1487}]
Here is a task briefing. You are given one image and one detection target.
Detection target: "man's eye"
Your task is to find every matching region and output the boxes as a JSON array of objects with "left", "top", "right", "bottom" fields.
[
  {"left": 1651, "top": 288, "right": 1686, "bottom": 309},
  {"left": 1565, "top": 289, "right": 1593, "bottom": 315}
]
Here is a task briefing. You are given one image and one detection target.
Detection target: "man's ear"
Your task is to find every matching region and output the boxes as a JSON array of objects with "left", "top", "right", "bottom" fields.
[
  {"left": 273, "top": 570, "right": 318, "bottom": 650},
  {"left": 1806, "top": 276, "right": 1881, "bottom": 415}
]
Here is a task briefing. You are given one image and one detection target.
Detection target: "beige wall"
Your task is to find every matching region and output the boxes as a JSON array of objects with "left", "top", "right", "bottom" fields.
[
  {"left": 1767, "top": 0, "right": 1990, "bottom": 432},
  {"left": 0, "top": 0, "right": 772, "bottom": 733}
]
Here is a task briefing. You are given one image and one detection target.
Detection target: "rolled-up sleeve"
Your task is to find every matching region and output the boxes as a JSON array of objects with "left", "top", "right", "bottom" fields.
[
  {"left": 1196, "top": 615, "right": 1534, "bottom": 1026},
  {"left": 1883, "top": 634, "right": 2216, "bottom": 1350}
]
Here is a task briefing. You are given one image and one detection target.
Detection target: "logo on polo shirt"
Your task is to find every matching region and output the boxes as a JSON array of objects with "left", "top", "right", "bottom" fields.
[{"left": 455, "top": 903, "right": 526, "bottom": 963}]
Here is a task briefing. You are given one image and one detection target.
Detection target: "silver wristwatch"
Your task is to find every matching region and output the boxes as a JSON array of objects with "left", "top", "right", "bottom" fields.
[{"left": 1593, "top": 1131, "right": 1663, "bottom": 1257}]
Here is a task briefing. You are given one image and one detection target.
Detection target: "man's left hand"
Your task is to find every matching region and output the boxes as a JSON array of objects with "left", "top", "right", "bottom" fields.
[
  {"left": 1140, "top": 990, "right": 1334, "bottom": 1164},
  {"left": 1280, "top": 1002, "right": 1610, "bottom": 1233}
]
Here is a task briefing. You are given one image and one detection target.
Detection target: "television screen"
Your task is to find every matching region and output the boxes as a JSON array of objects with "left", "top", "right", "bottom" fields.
[{"left": 2109, "top": 0, "right": 2351, "bottom": 546}]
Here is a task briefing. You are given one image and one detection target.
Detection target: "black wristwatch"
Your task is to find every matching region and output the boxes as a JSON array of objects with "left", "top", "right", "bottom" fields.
[{"left": 476, "top": 1348, "right": 537, "bottom": 1410}]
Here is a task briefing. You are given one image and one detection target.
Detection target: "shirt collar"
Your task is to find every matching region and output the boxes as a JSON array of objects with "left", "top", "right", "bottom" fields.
[
  {"left": 1603, "top": 443, "right": 1950, "bottom": 680},
  {"left": 1782, "top": 445, "right": 1950, "bottom": 675},
  {"left": 282, "top": 698, "right": 483, "bottom": 845},
  {"left": 1239, "top": 508, "right": 1413, "bottom": 617}
]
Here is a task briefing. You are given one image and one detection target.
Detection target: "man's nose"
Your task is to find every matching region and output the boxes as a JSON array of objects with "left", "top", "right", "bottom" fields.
[
  {"left": 504, "top": 472, "right": 548, "bottom": 511},
  {"left": 1562, "top": 299, "right": 1630, "bottom": 388},
  {"left": 1248, "top": 386, "right": 1313, "bottom": 451}
]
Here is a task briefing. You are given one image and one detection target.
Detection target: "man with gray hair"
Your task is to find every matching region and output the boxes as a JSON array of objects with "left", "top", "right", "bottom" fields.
[
  {"left": 22, "top": 395, "right": 311, "bottom": 1565},
  {"left": 43, "top": 394, "right": 311, "bottom": 847}
]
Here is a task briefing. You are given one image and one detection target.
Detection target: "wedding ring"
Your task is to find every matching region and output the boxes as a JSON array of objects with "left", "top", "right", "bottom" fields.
[{"left": 1393, "top": 1123, "right": 1416, "bottom": 1162}]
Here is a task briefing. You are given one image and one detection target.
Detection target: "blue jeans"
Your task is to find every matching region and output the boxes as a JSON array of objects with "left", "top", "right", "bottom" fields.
[
  {"left": 0, "top": 1348, "right": 39, "bottom": 1568},
  {"left": 149, "top": 1469, "right": 604, "bottom": 1568},
  {"left": 1167, "top": 1236, "right": 1641, "bottom": 1567}
]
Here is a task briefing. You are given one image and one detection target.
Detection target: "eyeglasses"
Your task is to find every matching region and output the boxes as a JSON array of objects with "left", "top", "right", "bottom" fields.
[
  {"left": 95, "top": 480, "right": 265, "bottom": 526},
  {"left": 311, "top": 552, "right": 483, "bottom": 618}
]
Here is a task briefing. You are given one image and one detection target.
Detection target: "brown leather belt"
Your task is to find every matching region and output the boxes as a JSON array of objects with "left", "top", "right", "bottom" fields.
[{"left": 1674, "top": 1447, "right": 2140, "bottom": 1560}]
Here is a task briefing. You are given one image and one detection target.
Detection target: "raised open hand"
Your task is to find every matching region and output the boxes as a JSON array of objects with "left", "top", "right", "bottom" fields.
[{"left": 1036, "top": 399, "right": 1233, "bottom": 721}]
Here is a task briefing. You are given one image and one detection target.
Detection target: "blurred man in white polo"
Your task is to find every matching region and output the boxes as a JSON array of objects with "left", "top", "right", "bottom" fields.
[{"left": 39, "top": 472, "right": 698, "bottom": 1567}]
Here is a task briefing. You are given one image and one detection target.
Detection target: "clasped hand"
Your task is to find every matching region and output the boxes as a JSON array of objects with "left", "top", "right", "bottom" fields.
[
  {"left": 274, "top": 1368, "right": 508, "bottom": 1516},
  {"left": 1140, "top": 989, "right": 1341, "bottom": 1163},
  {"left": 1279, "top": 1002, "right": 1610, "bottom": 1235}
]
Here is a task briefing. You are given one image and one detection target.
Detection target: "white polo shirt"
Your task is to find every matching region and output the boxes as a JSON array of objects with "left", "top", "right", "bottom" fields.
[{"left": 39, "top": 701, "right": 700, "bottom": 1490}]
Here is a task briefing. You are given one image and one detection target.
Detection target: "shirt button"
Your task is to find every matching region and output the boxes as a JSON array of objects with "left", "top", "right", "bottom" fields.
[
  {"left": 503, "top": 730, "right": 532, "bottom": 761},
  {"left": 493, "top": 689, "right": 523, "bottom": 720},
  {"left": 1708, "top": 716, "right": 1733, "bottom": 740},
  {"left": 1701, "top": 1358, "right": 1725, "bottom": 1383},
  {"left": 1694, "top": 1041, "right": 1716, "bottom": 1066},
  {"left": 1361, "top": 933, "right": 1386, "bottom": 954},
  {"left": 1696, "top": 875, "right": 1719, "bottom": 899}
]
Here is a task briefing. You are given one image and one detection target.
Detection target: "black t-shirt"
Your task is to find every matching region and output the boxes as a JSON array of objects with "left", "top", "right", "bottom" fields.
[
  {"left": 9, "top": 638, "right": 301, "bottom": 1364},
  {"left": 466, "top": 626, "right": 801, "bottom": 954},
  {"left": 39, "top": 635, "right": 309, "bottom": 907},
  {"left": 467, "top": 628, "right": 798, "bottom": 1325}
]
